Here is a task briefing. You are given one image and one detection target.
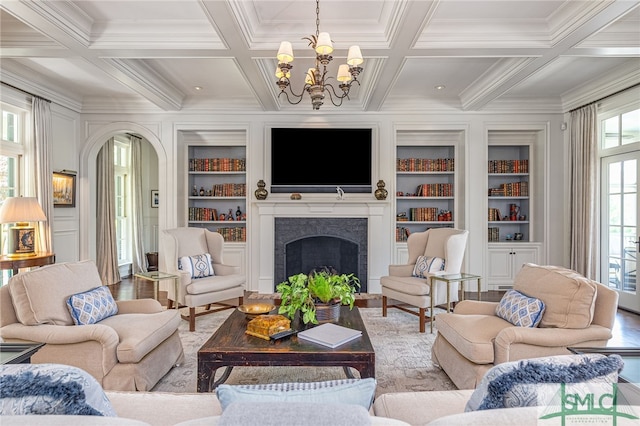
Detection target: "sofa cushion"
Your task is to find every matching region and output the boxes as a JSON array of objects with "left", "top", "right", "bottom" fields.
[
  {"left": 66, "top": 286, "right": 119, "bottom": 325},
  {"left": 434, "top": 313, "right": 512, "bottom": 364},
  {"left": 412, "top": 256, "right": 445, "bottom": 278},
  {"left": 215, "top": 378, "right": 376, "bottom": 411},
  {"left": 100, "top": 309, "right": 182, "bottom": 363},
  {"left": 464, "top": 353, "right": 623, "bottom": 412},
  {"left": 495, "top": 289, "right": 545, "bottom": 328},
  {"left": 179, "top": 253, "right": 215, "bottom": 279},
  {"left": 0, "top": 363, "right": 116, "bottom": 416},
  {"left": 514, "top": 263, "right": 597, "bottom": 329},
  {"left": 8, "top": 260, "right": 103, "bottom": 326},
  {"left": 379, "top": 275, "right": 431, "bottom": 296}
]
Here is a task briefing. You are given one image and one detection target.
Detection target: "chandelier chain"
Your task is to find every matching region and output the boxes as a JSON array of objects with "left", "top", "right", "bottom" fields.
[{"left": 315, "top": 0, "right": 320, "bottom": 37}]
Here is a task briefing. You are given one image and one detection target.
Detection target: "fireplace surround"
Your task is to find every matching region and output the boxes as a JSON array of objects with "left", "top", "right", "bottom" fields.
[{"left": 274, "top": 218, "right": 368, "bottom": 292}]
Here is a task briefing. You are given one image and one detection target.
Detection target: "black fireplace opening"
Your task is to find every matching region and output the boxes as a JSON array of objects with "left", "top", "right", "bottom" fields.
[{"left": 274, "top": 218, "right": 368, "bottom": 292}]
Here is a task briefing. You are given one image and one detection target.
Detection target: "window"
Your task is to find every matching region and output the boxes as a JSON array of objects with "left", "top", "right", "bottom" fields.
[
  {"left": 600, "top": 101, "right": 640, "bottom": 312},
  {"left": 114, "top": 138, "right": 131, "bottom": 267}
]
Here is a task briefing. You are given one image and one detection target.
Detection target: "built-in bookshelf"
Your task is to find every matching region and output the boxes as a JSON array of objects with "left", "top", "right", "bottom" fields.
[
  {"left": 395, "top": 130, "right": 463, "bottom": 245},
  {"left": 186, "top": 133, "right": 247, "bottom": 242},
  {"left": 487, "top": 145, "right": 530, "bottom": 242}
]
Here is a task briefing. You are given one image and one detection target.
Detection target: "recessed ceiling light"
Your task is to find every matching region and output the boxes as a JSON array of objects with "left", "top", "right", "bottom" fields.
[
  {"left": 435, "top": 85, "right": 446, "bottom": 90},
  {"left": 194, "top": 86, "right": 202, "bottom": 91}
]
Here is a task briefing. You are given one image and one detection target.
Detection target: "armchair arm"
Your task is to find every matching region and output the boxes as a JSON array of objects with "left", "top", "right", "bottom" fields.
[
  {"left": 214, "top": 263, "right": 241, "bottom": 276},
  {"left": 116, "top": 299, "right": 163, "bottom": 314},
  {"left": 0, "top": 322, "right": 119, "bottom": 347},
  {"left": 388, "top": 264, "right": 414, "bottom": 277},
  {"left": 453, "top": 300, "right": 499, "bottom": 315},
  {"left": 494, "top": 325, "right": 614, "bottom": 364}
]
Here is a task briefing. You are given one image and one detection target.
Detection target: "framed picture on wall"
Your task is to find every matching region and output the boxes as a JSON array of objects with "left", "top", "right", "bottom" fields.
[
  {"left": 151, "top": 190, "right": 159, "bottom": 208},
  {"left": 53, "top": 171, "right": 76, "bottom": 207}
]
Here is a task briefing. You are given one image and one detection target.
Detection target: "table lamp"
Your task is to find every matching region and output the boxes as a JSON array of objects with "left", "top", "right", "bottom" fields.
[{"left": 0, "top": 196, "right": 47, "bottom": 258}]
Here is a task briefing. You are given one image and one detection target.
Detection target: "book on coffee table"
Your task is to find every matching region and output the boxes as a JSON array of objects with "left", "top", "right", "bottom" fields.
[{"left": 297, "top": 323, "right": 362, "bottom": 348}]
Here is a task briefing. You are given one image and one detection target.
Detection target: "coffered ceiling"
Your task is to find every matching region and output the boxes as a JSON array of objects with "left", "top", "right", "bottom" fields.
[{"left": 1, "top": 0, "right": 639, "bottom": 114}]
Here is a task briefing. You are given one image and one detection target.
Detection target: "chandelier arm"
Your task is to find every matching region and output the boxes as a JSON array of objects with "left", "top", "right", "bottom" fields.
[
  {"left": 323, "top": 83, "right": 348, "bottom": 107},
  {"left": 280, "top": 77, "right": 309, "bottom": 99},
  {"left": 278, "top": 90, "right": 305, "bottom": 106}
]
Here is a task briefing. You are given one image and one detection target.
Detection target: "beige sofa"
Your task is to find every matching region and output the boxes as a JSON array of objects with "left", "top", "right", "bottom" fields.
[
  {"left": 432, "top": 263, "right": 619, "bottom": 389},
  {"left": 3, "top": 388, "right": 639, "bottom": 425},
  {"left": 0, "top": 260, "right": 184, "bottom": 391}
]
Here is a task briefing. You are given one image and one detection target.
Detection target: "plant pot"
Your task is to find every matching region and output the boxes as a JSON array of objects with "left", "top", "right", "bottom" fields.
[{"left": 315, "top": 301, "right": 341, "bottom": 322}]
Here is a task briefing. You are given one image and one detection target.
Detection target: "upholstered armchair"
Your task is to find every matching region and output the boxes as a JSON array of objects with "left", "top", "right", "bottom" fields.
[
  {"left": 431, "top": 263, "right": 619, "bottom": 389},
  {"left": 160, "top": 227, "right": 245, "bottom": 331},
  {"left": 380, "top": 228, "right": 469, "bottom": 332},
  {"left": 0, "top": 260, "right": 184, "bottom": 391}
]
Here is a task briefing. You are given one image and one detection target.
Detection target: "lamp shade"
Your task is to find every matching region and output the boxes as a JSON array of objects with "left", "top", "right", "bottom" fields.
[
  {"left": 315, "top": 32, "right": 333, "bottom": 55},
  {"left": 277, "top": 41, "right": 294, "bottom": 63},
  {"left": 0, "top": 197, "right": 47, "bottom": 224},
  {"left": 337, "top": 64, "right": 352, "bottom": 82},
  {"left": 347, "top": 46, "right": 363, "bottom": 66}
]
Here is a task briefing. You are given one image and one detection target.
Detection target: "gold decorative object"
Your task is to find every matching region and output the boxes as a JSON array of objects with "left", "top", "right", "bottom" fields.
[
  {"left": 245, "top": 314, "right": 291, "bottom": 340},
  {"left": 237, "top": 303, "right": 276, "bottom": 318},
  {"left": 290, "top": 193, "right": 301, "bottom": 200},
  {"left": 254, "top": 179, "right": 268, "bottom": 200},
  {"left": 374, "top": 180, "right": 388, "bottom": 200}
]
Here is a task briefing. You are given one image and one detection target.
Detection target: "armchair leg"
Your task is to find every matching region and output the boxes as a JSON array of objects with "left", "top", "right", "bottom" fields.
[
  {"left": 189, "top": 307, "right": 196, "bottom": 332},
  {"left": 167, "top": 299, "right": 174, "bottom": 309},
  {"left": 382, "top": 296, "right": 387, "bottom": 317},
  {"left": 419, "top": 308, "right": 426, "bottom": 333}
]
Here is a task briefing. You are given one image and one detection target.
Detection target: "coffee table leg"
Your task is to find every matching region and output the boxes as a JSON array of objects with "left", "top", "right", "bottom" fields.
[
  {"left": 343, "top": 366, "right": 356, "bottom": 379},
  {"left": 198, "top": 365, "right": 234, "bottom": 392}
]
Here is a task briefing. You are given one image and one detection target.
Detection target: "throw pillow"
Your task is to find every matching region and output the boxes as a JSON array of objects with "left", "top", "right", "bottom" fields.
[
  {"left": 0, "top": 363, "right": 116, "bottom": 416},
  {"left": 179, "top": 253, "right": 215, "bottom": 279},
  {"left": 66, "top": 286, "right": 118, "bottom": 326},
  {"left": 412, "top": 255, "right": 445, "bottom": 278},
  {"left": 215, "top": 378, "right": 376, "bottom": 411},
  {"left": 495, "top": 289, "right": 546, "bottom": 327},
  {"left": 464, "top": 353, "right": 624, "bottom": 412},
  {"left": 218, "top": 401, "right": 372, "bottom": 426}
]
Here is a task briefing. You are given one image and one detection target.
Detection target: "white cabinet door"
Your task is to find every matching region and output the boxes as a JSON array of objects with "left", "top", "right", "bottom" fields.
[{"left": 487, "top": 244, "right": 539, "bottom": 289}]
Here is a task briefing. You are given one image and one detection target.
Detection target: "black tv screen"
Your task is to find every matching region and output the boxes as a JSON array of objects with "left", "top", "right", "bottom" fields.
[{"left": 271, "top": 128, "right": 372, "bottom": 193}]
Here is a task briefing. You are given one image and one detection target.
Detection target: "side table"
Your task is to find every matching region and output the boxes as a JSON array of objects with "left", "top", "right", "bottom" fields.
[
  {"left": 429, "top": 272, "right": 482, "bottom": 333},
  {"left": 0, "top": 252, "right": 55, "bottom": 275},
  {"left": 133, "top": 271, "right": 179, "bottom": 305},
  {"left": 1, "top": 342, "right": 45, "bottom": 364}
]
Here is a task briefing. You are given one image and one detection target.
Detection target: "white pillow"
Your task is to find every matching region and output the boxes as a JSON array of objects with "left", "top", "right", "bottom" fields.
[
  {"left": 412, "top": 255, "right": 445, "bottom": 278},
  {"left": 179, "top": 253, "right": 215, "bottom": 279}
]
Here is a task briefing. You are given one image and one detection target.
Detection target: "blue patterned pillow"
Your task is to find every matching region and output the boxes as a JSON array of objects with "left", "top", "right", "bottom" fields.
[
  {"left": 179, "top": 253, "right": 215, "bottom": 279},
  {"left": 495, "top": 289, "right": 545, "bottom": 327},
  {"left": 66, "top": 286, "right": 118, "bottom": 326},
  {"left": 216, "top": 378, "right": 376, "bottom": 410},
  {"left": 412, "top": 255, "right": 445, "bottom": 278},
  {"left": 0, "top": 363, "right": 116, "bottom": 416}
]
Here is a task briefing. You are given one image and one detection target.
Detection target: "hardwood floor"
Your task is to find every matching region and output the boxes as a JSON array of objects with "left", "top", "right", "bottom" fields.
[{"left": 111, "top": 276, "right": 640, "bottom": 347}]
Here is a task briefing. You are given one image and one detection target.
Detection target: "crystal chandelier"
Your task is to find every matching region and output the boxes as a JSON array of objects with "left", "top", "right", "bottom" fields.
[{"left": 275, "top": 0, "right": 364, "bottom": 110}]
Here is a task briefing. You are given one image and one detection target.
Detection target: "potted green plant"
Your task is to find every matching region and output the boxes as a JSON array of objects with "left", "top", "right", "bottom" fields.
[{"left": 276, "top": 270, "right": 361, "bottom": 325}]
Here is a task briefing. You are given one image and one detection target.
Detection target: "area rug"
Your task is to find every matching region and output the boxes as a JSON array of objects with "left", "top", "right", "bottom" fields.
[{"left": 152, "top": 307, "right": 455, "bottom": 397}]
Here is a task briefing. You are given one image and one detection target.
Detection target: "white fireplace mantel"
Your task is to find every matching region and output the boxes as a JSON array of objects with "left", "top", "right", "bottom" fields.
[{"left": 254, "top": 198, "right": 390, "bottom": 294}]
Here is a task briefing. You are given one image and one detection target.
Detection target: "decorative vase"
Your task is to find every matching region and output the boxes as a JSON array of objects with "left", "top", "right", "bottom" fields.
[
  {"left": 315, "top": 300, "right": 341, "bottom": 322},
  {"left": 255, "top": 179, "right": 268, "bottom": 200},
  {"left": 374, "top": 180, "right": 388, "bottom": 200}
]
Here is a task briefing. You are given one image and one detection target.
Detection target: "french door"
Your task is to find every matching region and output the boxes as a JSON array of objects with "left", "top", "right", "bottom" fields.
[{"left": 602, "top": 152, "right": 639, "bottom": 312}]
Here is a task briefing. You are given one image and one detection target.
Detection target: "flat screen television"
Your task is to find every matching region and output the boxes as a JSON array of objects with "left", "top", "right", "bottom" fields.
[{"left": 271, "top": 128, "right": 372, "bottom": 193}]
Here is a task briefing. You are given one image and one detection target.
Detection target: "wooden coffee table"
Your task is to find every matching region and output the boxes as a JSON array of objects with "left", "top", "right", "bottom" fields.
[{"left": 197, "top": 306, "right": 375, "bottom": 392}]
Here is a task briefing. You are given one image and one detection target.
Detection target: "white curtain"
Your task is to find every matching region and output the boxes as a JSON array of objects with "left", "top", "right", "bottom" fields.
[
  {"left": 96, "top": 138, "right": 121, "bottom": 285},
  {"left": 130, "top": 135, "right": 147, "bottom": 273},
  {"left": 569, "top": 103, "right": 598, "bottom": 278},
  {"left": 29, "top": 97, "right": 53, "bottom": 253}
]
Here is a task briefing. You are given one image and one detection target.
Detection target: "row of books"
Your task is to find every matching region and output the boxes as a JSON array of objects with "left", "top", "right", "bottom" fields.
[
  {"left": 488, "top": 227, "right": 500, "bottom": 242},
  {"left": 211, "top": 183, "right": 246, "bottom": 197},
  {"left": 217, "top": 227, "right": 246, "bottom": 242},
  {"left": 189, "top": 158, "right": 246, "bottom": 172},
  {"left": 488, "top": 208, "right": 502, "bottom": 221},
  {"left": 416, "top": 183, "right": 454, "bottom": 197},
  {"left": 397, "top": 158, "right": 454, "bottom": 172},
  {"left": 188, "top": 208, "right": 245, "bottom": 221},
  {"left": 488, "top": 181, "right": 528, "bottom": 197},
  {"left": 488, "top": 159, "right": 529, "bottom": 174},
  {"left": 406, "top": 207, "right": 440, "bottom": 222},
  {"left": 395, "top": 226, "right": 411, "bottom": 242}
]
